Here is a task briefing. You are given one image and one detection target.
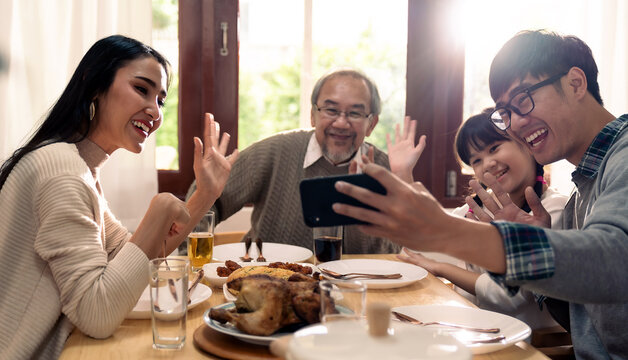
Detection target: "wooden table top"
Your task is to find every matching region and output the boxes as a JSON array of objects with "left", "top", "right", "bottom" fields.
[{"left": 59, "top": 254, "right": 548, "bottom": 360}]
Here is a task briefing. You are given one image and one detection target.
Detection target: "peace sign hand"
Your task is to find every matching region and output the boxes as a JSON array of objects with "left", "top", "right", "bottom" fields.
[{"left": 466, "top": 175, "right": 551, "bottom": 228}]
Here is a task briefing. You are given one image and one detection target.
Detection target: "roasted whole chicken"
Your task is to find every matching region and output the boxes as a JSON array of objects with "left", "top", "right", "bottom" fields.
[{"left": 210, "top": 274, "right": 337, "bottom": 336}]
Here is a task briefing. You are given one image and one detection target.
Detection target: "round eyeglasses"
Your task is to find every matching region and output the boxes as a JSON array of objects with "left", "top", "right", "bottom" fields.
[
  {"left": 313, "top": 104, "right": 372, "bottom": 122},
  {"left": 490, "top": 72, "right": 567, "bottom": 130}
]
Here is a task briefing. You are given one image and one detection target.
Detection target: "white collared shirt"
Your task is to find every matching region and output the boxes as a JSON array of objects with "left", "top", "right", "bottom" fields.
[{"left": 302, "top": 132, "right": 367, "bottom": 172}]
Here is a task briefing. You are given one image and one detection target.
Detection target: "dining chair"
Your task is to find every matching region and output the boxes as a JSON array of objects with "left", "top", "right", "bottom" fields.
[
  {"left": 214, "top": 231, "right": 246, "bottom": 246},
  {"left": 531, "top": 325, "right": 574, "bottom": 360}
]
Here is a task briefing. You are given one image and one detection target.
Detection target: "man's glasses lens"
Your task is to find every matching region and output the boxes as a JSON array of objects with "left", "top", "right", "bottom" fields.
[
  {"left": 490, "top": 110, "right": 509, "bottom": 130},
  {"left": 319, "top": 106, "right": 369, "bottom": 121},
  {"left": 490, "top": 92, "right": 535, "bottom": 130}
]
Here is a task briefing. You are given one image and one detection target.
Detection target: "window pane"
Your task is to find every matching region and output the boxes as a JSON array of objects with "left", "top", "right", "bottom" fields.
[
  {"left": 238, "top": 0, "right": 408, "bottom": 151},
  {"left": 152, "top": 0, "right": 179, "bottom": 170},
  {"left": 461, "top": 0, "right": 598, "bottom": 194}
]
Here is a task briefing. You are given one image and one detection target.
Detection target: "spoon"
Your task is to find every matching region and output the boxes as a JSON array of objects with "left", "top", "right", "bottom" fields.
[{"left": 319, "top": 268, "right": 402, "bottom": 280}]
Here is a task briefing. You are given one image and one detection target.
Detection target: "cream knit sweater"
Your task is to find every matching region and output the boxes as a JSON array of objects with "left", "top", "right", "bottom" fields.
[{"left": 0, "top": 140, "right": 149, "bottom": 360}]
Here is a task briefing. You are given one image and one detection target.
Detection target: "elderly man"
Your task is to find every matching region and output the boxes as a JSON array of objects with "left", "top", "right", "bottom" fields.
[
  {"left": 187, "top": 69, "right": 419, "bottom": 254},
  {"left": 334, "top": 30, "right": 628, "bottom": 357}
]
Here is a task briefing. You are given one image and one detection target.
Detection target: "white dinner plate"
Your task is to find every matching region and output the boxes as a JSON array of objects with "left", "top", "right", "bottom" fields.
[
  {"left": 317, "top": 259, "right": 428, "bottom": 289},
  {"left": 290, "top": 320, "right": 470, "bottom": 360},
  {"left": 212, "top": 242, "right": 313, "bottom": 263},
  {"left": 203, "top": 261, "right": 318, "bottom": 287},
  {"left": 127, "top": 283, "right": 212, "bottom": 319},
  {"left": 391, "top": 305, "right": 532, "bottom": 354}
]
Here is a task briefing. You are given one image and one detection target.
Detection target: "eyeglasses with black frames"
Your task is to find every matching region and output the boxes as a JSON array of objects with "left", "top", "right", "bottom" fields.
[
  {"left": 490, "top": 72, "right": 567, "bottom": 130},
  {"left": 313, "top": 104, "right": 373, "bottom": 122}
]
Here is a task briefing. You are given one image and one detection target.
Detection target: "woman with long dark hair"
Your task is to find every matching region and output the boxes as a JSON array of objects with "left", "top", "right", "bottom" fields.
[{"left": 0, "top": 35, "right": 238, "bottom": 359}]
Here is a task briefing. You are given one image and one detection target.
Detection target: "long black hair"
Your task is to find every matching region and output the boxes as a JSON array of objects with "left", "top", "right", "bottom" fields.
[
  {"left": 454, "top": 108, "right": 544, "bottom": 213},
  {"left": 0, "top": 35, "right": 170, "bottom": 191}
]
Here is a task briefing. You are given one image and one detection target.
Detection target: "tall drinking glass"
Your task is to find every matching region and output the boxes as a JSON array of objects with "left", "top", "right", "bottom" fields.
[
  {"left": 188, "top": 211, "right": 215, "bottom": 270},
  {"left": 313, "top": 226, "right": 343, "bottom": 265},
  {"left": 149, "top": 258, "right": 189, "bottom": 350}
]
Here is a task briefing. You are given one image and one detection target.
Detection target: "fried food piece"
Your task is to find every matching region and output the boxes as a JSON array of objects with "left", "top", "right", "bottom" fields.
[
  {"left": 216, "top": 260, "right": 243, "bottom": 277},
  {"left": 216, "top": 266, "right": 231, "bottom": 277},
  {"left": 225, "top": 260, "right": 242, "bottom": 271},
  {"left": 287, "top": 272, "right": 318, "bottom": 283},
  {"left": 268, "top": 262, "right": 313, "bottom": 275}
]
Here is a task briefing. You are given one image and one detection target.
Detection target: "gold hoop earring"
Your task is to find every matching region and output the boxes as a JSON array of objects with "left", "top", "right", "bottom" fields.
[{"left": 89, "top": 101, "right": 96, "bottom": 121}]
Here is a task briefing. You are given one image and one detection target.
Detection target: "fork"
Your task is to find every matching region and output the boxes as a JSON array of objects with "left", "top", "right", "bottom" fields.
[
  {"left": 392, "top": 311, "right": 500, "bottom": 333},
  {"left": 239, "top": 237, "right": 252, "bottom": 262},
  {"left": 255, "top": 237, "right": 266, "bottom": 262},
  {"left": 319, "top": 268, "right": 403, "bottom": 280},
  {"left": 187, "top": 269, "right": 204, "bottom": 304}
]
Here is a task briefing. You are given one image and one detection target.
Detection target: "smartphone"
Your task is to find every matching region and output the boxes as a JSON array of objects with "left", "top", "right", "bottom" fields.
[{"left": 299, "top": 173, "right": 386, "bottom": 227}]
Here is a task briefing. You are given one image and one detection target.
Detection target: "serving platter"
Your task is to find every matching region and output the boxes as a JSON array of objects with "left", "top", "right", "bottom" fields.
[{"left": 204, "top": 302, "right": 351, "bottom": 346}]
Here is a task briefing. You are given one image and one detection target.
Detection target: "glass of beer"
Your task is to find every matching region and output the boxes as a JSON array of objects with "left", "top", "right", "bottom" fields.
[
  {"left": 188, "top": 211, "right": 215, "bottom": 270},
  {"left": 313, "top": 226, "right": 343, "bottom": 265}
]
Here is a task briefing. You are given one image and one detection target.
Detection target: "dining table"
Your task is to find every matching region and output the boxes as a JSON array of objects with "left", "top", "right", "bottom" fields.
[{"left": 59, "top": 254, "right": 549, "bottom": 360}]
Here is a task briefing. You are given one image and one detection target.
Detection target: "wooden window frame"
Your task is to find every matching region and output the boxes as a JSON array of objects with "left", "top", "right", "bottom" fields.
[
  {"left": 164, "top": 0, "right": 469, "bottom": 207},
  {"left": 158, "top": 0, "right": 239, "bottom": 200}
]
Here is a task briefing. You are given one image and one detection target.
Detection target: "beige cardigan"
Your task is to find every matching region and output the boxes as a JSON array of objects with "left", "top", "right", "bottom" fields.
[{"left": 0, "top": 140, "right": 148, "bottom": 360}]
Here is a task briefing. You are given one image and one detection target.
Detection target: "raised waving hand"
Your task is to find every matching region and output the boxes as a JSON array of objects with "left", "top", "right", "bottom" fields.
[
  {"left": 193, "top": 113, "right": 239, "bottom": 199},
  {"left": 387, "top": 116, "right": 426, "bottom": 183}
]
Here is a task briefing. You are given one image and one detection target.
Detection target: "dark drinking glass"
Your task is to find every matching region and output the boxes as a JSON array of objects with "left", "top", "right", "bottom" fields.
[
  {"left": 313, "top": 226, "right": 343, "bottom": 264},
  {"left": 314, "top": 236, "right": 342, "bottom": 263}
]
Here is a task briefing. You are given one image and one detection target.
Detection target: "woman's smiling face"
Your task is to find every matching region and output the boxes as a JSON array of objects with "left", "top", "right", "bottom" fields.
[{"left": 89, "top": 56, "right": 168, "bottom": 154}]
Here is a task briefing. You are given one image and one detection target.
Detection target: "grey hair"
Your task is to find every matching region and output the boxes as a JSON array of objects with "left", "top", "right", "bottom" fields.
[{"left": 310, "top": 69, "right": 381, "bottom": 116}]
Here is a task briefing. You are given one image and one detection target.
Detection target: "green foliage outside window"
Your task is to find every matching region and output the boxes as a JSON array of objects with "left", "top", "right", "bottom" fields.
[{"left": 239, "top": 25, "right": 406, "bottom": 152}]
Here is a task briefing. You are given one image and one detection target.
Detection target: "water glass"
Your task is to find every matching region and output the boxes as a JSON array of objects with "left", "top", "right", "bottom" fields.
[
  {"left": 312, "top": 226, "right": 343, "bottom": 264},
  {"left": 188, "top": 211, "right": 215, "bottom": 270},
  {"left": 319, "top": 279, "right": 366, "bottom": 324},
  {"left": 149, "top": 258, "right": 189, "bottom": 350}
]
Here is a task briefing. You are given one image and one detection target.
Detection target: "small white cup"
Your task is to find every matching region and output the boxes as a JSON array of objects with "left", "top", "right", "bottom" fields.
[{"left": 319, "top": 279, "right": 366, "bottom": 324}]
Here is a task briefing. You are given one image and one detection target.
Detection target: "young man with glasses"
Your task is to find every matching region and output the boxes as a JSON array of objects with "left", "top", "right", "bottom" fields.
[
  {"left": 333, "top": 30, "right": 628, "bottom": 357},
  {"left": 186, "top": 69, "right": 421, "bottom": 254}
]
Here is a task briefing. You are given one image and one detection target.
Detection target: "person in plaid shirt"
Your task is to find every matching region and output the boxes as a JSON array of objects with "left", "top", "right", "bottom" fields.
[{"left": 332, "top": 30, "right": 628, "bottom": 358}]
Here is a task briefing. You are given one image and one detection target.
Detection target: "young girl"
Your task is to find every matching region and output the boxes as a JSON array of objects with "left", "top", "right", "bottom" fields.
[
  {"left": 398, "top": 108, "right": 568, "bottom": 330},
  {"left": 0, "top": 35, "right": 237, "bottom": 359}
]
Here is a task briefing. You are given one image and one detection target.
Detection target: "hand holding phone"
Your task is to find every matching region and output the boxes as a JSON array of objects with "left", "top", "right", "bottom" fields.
[{"left": 299, "top": 173, "right": 386, "bottom": 227}]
